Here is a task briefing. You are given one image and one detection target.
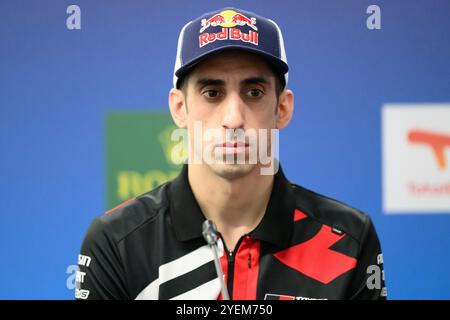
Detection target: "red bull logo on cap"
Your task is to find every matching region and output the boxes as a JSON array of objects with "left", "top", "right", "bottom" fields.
[{"left": 199, "top": 9, "right": 258, "bottom": 48}]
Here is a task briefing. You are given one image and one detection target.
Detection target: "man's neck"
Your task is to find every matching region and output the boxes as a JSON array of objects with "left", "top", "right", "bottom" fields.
[{"left": 188, "top": 164, "right": 274, "bottom": 251}]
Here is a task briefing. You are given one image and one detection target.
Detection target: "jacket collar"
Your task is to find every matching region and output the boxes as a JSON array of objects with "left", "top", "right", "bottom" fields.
[{"left": 169, "top": 164, "right": 295, "bottom": 248}]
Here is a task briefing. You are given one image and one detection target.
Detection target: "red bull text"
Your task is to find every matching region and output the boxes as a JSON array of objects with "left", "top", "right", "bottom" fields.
[
  {"left": 199, "top": 11, "right": 259, "bottom": 48},
  {"left": 199, "top": 28, "right": 258, "bottom": 47}
]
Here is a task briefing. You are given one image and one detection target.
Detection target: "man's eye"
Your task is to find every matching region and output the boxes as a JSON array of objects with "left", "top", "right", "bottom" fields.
[
  {"left": 247, "top": 89, "right": 264, "bottom": 97},
  {"left": 202, "top": 90, "right": 220, "bottom": 98}
]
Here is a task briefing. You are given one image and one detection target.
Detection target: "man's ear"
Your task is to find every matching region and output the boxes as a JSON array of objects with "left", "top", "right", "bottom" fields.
[
  {"left": 168, "top": 88, "right": 187, "bottom": 128},
  {"left": 276, "top": 89, "right": 294, "bottom": 129}
]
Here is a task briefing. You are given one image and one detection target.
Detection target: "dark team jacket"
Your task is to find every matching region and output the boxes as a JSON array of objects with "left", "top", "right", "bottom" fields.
[{"left": 76, "top": 164, "right": 387, "bottom": 300}]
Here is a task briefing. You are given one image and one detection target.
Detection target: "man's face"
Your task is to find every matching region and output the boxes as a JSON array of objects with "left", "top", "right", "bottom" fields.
[{"left": 182, "top": 50, "right": 281, "bottom": 180}]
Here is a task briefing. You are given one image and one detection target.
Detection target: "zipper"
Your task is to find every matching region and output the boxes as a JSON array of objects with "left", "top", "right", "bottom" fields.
[
  {"left": 222, "top": 235, "right": 247, "bottom": 299},
  {"left": 227, "top": 249, "right": 235, "bottom": 299}
]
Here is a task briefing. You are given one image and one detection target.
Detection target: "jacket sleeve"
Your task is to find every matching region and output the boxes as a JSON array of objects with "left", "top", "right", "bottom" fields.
[
  {"left": 75, "top": 218, "right": 130, "bottom": 300},
  {"left": 348, "top": 215, "right": 387, "bottom": 300}
]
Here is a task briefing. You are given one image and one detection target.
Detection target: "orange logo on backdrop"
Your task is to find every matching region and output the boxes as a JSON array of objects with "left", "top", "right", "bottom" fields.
[{"left": 408, "top": 129, "right": 450, "bottom": 170}]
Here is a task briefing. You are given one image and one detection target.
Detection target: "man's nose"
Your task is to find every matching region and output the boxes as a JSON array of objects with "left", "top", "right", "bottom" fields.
[{"left": 220, "top": 92, "right": 245, "bottom": 130}]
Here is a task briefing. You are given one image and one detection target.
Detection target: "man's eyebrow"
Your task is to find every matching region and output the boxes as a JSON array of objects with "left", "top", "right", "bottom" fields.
[
  {"left": 240, "top": 76, "right": 272, "bottom": 88},
  {"left": 194, "top": 76, "right": 272, "bottom": 89},
  {"left": 195, "top": 78, "right": 225, "bottom": 88}
]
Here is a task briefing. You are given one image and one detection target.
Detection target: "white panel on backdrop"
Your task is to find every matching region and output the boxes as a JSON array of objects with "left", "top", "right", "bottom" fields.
[{"left": 382, "top": 104, "right": 450, "bottom": 213}]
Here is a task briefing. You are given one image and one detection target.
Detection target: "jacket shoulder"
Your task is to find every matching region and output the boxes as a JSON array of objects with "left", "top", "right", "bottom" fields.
[
  {"left": 291, "top": 183, "right": 370, "bottom": 242},
  {"left": 95, "top": 182, "right": 171, "bottom": 243}
]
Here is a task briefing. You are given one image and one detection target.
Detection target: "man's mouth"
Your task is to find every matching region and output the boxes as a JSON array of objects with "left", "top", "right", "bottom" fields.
[{"left": 216, "top": 141, "right": 249, "bottom": 154}]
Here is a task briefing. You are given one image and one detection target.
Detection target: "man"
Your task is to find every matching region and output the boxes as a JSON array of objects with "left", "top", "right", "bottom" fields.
[{"left": 76, "top": 7, "right": 386, "bottom": 300}]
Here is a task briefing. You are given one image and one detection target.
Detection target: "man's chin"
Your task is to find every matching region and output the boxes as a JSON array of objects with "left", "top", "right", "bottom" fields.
[{"left": 207, "top": 162, "right": 257, "bottom": 180}]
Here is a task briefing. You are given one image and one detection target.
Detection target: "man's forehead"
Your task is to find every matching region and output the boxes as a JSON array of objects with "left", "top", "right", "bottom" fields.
[{"left": 189, "top": 51, "right": 275, "bottom": 83}]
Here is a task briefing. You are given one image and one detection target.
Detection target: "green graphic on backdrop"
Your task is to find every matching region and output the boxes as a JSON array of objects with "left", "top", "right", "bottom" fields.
[{"left": 106, "top": 112, "right": 186, "bottom": 209}]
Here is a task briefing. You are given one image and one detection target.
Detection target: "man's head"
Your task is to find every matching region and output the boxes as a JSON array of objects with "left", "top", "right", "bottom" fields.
[
  {"left": 172, "top": 8, "right": 289, "bottom": 90},
  {"left": 168, "top": 8, "right": 294, "bottom": 179}
]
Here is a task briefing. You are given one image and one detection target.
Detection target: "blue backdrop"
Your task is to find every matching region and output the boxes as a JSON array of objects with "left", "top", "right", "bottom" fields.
[{"left": 1, "top": 0, "right": 449, "bottom": 299}]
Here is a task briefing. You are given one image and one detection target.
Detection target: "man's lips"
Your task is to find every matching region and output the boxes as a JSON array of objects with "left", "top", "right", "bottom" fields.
[
  {"left": 215, "top": 141, "right": 249, "bottom": 154},
  {"left": 220, "top": 141, "right": 248, "bottom": 147}
]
